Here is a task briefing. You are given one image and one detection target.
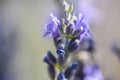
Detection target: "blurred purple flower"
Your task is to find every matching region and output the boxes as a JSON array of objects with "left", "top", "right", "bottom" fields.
[
  {"left": 83, "top": 64, "right": 104, "bottom": 80},
  {"left": 64, "top": 61, "right": 79, "bottom": 79},
  {"left": 80, "top": 23, "right": 91, "bottom": 42},
  {"left": 80, "top": 38, "right": 95, "bottom": 53}
]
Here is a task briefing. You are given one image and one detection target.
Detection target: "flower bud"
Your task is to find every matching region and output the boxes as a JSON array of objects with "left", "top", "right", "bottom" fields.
[
  {"left": 47, "top": 64, "right": 56, "bottom": 80},
  {"left": 68, "top": 38, "right": 80, "bottom": 52},
  {"left": 57, "top": 45, "right": 65, "bottom": 66},
  {"left": 64, "top": 61, "right": 79, "bottom": 79},
  {"left": 64, "top": 67, "right": 73, "bottom": 79},
  {"left": 43, "top": 56, "right": 51, "bottom": 65},
  {"left": 47, "top": 51, "right": 57, "bottom": 65},
  {"left": 74, "top": 61, "right": 84, "bottom": 80},
  {"left": 71, "top": 61, "right": 79, "bottom": 69},
  {"left": 43, "top": 51, "right": 57, "bottom": 65},
  {"left": 53, "top": 32, "right": 62, "bottom": 48},
  {"left": 57, "top": 72, "right": 66, "bottom": 80},
  {"left": 66, "top": 23, "right": 74, "bottom": 35},
  {"left": 72, "top": 29, "right": 81, "bottom": 38},
  {"left": 57, "top": 48, "right": 65, "bottom": 57}
]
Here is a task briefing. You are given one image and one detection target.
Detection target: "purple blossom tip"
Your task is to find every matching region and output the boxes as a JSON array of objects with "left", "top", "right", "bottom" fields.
[
  {"left": 43, "top": 56, "right": 51, "bottom": 65},
  {"left": 44, "top": 14, "right": 60, "bottom": 37}
]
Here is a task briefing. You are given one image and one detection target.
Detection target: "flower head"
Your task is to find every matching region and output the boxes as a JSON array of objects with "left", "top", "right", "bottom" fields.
[{"left": 42, "top": 0, "right": 98, "bottom": 80}]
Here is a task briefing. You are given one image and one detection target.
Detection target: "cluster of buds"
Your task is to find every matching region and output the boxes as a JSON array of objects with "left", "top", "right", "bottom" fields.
[{"left": 43, "top": 0, "right": 105, "bottom": 80}]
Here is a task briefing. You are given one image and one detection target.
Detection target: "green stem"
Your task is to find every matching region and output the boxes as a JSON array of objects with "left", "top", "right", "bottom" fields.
[{"left": 65, "top": 38, "right": 69, "bottom": 60}]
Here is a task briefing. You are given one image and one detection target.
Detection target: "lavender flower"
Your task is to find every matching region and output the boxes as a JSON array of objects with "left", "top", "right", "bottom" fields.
[
  {"left": 44, "top": 2, "right": 90, "bottom": 40},
  {"left": 43, "top": 0, "right": 106, "bottom": 80}
]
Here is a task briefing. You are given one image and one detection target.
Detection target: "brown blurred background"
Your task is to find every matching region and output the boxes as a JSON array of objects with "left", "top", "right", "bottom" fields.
[{"left": 0, "top": 0, "right": 120, "bottom": 80}]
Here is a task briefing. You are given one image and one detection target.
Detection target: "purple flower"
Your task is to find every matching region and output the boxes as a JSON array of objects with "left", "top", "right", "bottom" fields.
[
  {"left": 44, "top": 14, "right": 59, "bottom": 37},
  {"left": 74, "top": 13, "right": 91, "bottom": 41},
  {"left": 80, "top": 23, "right": 91, "bottom": 42},
  {"left": 64, "top": 13, "right": 91, "bottom": 41},
  {"left": 83, "top": 64, "right": 104, "bottom": 80}
]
